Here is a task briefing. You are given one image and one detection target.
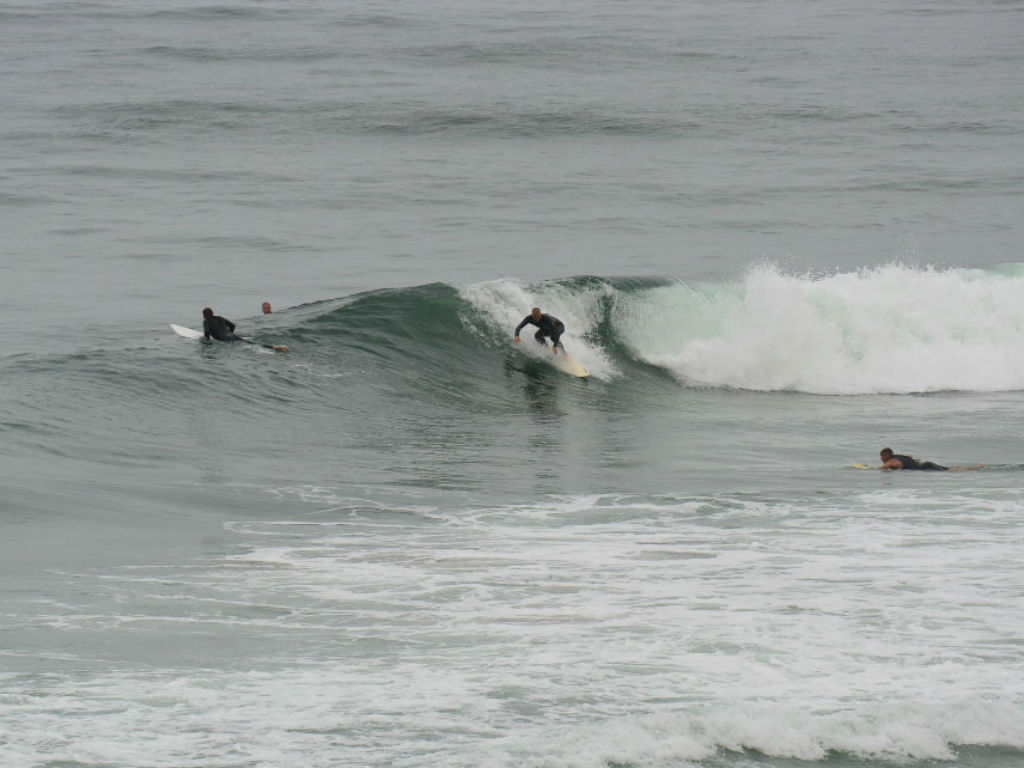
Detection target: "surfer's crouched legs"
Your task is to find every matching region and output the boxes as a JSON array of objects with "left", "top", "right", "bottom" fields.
[{"left": 534, "top": 329, "right": 564, "bottom": 351}]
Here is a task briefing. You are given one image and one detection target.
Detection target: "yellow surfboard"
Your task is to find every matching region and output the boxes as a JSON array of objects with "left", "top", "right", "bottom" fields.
[{"left": 551, "top": 351, "right": 589, "bottom": 378}]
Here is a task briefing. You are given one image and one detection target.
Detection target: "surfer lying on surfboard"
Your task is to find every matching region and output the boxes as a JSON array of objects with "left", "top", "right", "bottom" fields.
[
  {"left": 876, "top": 447, "right": 983, "bottom": 472},
  {"left": 202, "top": 307, "right": 289, "bottom": 352},
  {"left": 513, "top": 307, "right": 566, "bottom": 354}
]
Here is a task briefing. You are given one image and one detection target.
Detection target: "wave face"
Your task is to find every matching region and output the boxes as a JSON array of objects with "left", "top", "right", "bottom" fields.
[
  {"left": 124, "top": 263, "right": 1024, "bottom": 399},
  {"left": 460, "top": 263, "right": 1024, "bottom": 394},
  {"left": 7, "top": 264, "right": 1024, "bottom": 445}
]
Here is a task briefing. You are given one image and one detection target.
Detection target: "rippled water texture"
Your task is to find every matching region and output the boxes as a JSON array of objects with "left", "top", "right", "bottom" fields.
[{"left": 2, "top": 1, "right": 1024, "bottom": 766}]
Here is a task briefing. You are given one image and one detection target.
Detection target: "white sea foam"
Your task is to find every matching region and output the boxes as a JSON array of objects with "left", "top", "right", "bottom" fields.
[
  {"left": 620, "top": 263, "right": 1024, "bottom": 394},
  {"left": 460, "top": 264, "right": 1024, "bottom": 393},
  {"left": 490, "top": 699, "right": 1024, "bottom": 767},
  {"left": 7, "top": 489, "right": 1021, "bottom": 767}
]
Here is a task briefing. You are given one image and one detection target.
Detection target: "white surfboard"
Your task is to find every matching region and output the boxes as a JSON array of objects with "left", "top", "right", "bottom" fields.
[
  {"left": 170, "top": 323, "right": 204, "bottom": 340},
  {"left": 170, "top": 323, "right": 289, "bottom": 352}
]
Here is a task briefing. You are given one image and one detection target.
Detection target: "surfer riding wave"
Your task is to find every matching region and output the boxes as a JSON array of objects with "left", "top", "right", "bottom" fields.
[{"left": 514, "top": 307, "right": 565, "bottom": 354}]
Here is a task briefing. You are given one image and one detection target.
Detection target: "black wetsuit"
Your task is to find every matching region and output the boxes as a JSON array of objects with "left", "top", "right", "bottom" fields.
[
  {"left": 203, "top": 315, "right": 242, "bottom": 342},
  {"left": 893, "top": 454, "right": 948, "bottom": 471},
  {"left": 515, "top": 313, "right": 565, "bottom": 349}
]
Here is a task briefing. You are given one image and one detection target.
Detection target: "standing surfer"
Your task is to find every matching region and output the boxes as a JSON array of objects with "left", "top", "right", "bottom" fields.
[{"left": 514, "top": 307, "right": 566, "bottom": 354}]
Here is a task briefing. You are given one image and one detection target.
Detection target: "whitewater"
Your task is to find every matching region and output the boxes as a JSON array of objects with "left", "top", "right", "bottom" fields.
[
  {"left": 4, "top": 487, "right": 1023, "bottom": 767},
  {"left": 462, "top": 263, "right": 1024, "bottom": 394}
]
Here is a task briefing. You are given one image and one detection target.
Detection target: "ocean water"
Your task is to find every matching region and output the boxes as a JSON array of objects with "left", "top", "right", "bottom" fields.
[{"left": 2, "top": 1, "right": 1024, "bottom": 767}]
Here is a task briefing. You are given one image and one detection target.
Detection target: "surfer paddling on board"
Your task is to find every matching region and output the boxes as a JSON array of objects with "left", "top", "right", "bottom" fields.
[
  {"left": 514, "top": 307, "right": 566, "bottom": 354},
  {"left": 202, "top": 307, "right": 243, "bottom": 342},
  {"left": 877, "top": 447, "right": 983, "bottom": 472},
  {"left": 202, "top": 307, "right": 289, "bottom": 352}
]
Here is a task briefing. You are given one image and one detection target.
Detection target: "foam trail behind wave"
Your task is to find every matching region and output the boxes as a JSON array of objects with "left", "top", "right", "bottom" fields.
[{"left": 617, "top": 263, "right": 1024, "bottom": 394}]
